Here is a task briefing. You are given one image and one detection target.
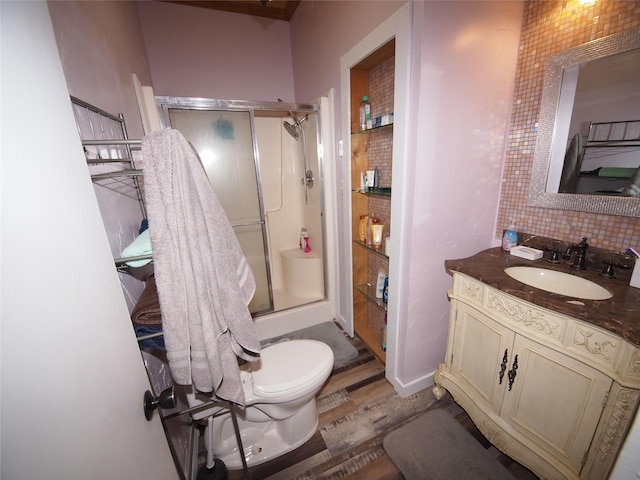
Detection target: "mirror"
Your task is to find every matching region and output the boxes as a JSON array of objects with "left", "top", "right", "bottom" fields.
[{"left": 529, "top": 27, "right": 640, "bottom": 217}]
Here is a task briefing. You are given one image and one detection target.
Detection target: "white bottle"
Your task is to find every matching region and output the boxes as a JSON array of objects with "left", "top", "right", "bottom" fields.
[
  {"left": 359, "top": 96, "right": 371, "bottom": 131},
  {"left": 375, "top": 270, "right": 386, "bottom": 299},
  {"left": 630, "top": 258, "right": 640, "bottom": 289},
  {"left": 300, "top": 228, "right": 307, "bottom": 250}
]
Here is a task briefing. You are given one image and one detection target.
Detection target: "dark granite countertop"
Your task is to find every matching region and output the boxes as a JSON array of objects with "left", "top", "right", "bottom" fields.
[{"left": 445, "top": 247, "right": 640, "bottom": 347}]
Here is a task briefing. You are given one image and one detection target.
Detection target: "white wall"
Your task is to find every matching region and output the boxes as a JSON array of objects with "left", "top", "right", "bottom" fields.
[
  {"left": 256, "top": 116, "right": 305, "bottom": 291},
  {"left": 0, "top": 2, "right": 176, "bottom": 478}
]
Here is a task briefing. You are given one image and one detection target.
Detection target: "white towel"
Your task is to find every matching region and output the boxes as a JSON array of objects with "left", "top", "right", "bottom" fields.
[{"left": 142, "top": 128, "right": 260, "bottom": 405}]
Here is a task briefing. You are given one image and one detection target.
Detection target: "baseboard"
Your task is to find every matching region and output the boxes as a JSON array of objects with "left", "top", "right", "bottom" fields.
[{"left": 389, "top": 370, "right": 435, "bottom": 398}]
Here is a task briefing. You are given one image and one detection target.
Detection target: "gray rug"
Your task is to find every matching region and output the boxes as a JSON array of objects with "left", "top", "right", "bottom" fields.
[
  {"left": 383, "top": 409, "right": 516, "bottom": 480},
  {"left": 261, "top": 321, "right": 358, "bottom": 369}
]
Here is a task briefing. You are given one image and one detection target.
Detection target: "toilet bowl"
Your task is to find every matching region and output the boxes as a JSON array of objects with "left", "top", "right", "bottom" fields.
[{"left": 187, "top": 339, "right": 334, "bottom": 469}]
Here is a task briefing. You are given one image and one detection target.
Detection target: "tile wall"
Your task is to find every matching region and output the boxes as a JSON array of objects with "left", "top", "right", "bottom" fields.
[{"left": 496, "top": 0, "right": 640, "bottom": 251}]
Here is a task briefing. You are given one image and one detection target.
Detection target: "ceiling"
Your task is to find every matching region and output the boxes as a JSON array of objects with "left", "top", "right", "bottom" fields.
[{"left": 163, "top": 1, "right": 301, "bottom": 21}]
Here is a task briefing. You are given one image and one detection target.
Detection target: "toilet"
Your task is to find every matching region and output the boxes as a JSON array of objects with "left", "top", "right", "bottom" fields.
[{"left": 187, "top": 338, "right": 334, "bottom": 469}]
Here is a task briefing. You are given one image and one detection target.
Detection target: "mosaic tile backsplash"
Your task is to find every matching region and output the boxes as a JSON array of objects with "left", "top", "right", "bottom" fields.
[{"left": 496, "top": 0, "right": 640, "bottom": 252}]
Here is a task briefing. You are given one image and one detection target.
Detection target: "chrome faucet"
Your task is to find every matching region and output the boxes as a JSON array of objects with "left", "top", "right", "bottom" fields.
[{"left": 566, "top": 237, "right": 589, "bottom": 270}]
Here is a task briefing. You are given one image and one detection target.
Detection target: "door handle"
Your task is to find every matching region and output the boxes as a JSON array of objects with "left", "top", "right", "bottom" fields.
[
  {"left": 508, "top": 355, "right": 519, "bottom": 391},
  {"left": 143, "top": 387, "right": 175, "bottom": 421},
  {"left": 498, "top": 349, "right": 508, "bottom": 384},
  {"left": 305, "top": 169, "right": 314, "bottom": 188}
]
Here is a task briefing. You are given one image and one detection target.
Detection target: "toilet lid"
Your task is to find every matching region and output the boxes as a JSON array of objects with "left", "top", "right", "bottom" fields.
[{"left": 251, "top": 339, "right": 334, "bottom": 397}]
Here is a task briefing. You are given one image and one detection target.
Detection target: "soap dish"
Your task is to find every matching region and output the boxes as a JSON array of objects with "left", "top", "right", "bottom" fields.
[{"left": 510, "top": 245, "right": 543, "bottom": 260}]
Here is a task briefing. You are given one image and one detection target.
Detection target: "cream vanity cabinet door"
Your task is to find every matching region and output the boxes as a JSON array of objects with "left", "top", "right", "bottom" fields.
[
  {"left": 448, "top": 298, "right": 612, "bottom": 477},
  {"left": 502, "top": 334, "right": 612, "bottom": 475},
  {"left": 450, "top": 302, "right": 515, "bottom": 414}
]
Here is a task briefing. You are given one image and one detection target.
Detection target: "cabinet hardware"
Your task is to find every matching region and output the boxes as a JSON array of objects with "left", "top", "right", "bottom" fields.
[
  {"left": 508, "top": 355, "right": 519, "bottom": 391},
  {"left": 498, "top": 349, "right": 508, "bottom": 384}
]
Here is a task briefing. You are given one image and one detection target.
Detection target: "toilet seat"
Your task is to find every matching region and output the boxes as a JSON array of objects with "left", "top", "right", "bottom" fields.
[{"left": 250, "top": 339, "right": 334, "bottom": 398}]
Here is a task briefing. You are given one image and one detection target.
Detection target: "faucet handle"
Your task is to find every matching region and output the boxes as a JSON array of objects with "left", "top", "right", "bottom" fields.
[
  {"left": 600, "top": 260, "right": 632, "bottom": 279},
  {"left": 547, "top": 249, "right": 561, "bottom": 264},
  {"left": 601, "top": 261, "right": 616, "bottom": 278}
]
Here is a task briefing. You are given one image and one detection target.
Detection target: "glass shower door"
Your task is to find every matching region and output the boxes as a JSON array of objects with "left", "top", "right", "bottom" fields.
[{"left": 165, "top": 108, "right": 272, "bottom": 315}]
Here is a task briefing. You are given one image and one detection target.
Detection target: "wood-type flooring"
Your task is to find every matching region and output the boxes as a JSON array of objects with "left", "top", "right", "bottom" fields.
[{"left": 213, "top": 333, "right": 538, "bottom": 480}]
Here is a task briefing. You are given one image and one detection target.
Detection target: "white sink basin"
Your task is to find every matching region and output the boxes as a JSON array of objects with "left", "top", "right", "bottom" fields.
[{"left": 504, "top": 266, "right": 612, "bottom": 300}]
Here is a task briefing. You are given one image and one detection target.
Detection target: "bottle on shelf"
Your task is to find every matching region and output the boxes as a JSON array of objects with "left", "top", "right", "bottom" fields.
[
  {"left": 359, "top": 214, "right": 367, "bottom": 243},
  {"left": 300, "top": 228, "right": 311, "bottom": 253},
  {"left": 373, "top": 166, "right": 380, "bottom": 189},
  {"left": 502, "top": 221, "right": 518, "bottom": 252},
  {"left": 383, "top": 277, "right": 389, "bottom": 304},
  {"left": 371, "top": 215, "right": 384, "bottom": 249},
  {"left": 366, "top": 212, "right": 375, "bottom": 246},
  {"left": 359, "top": 95, "right": 371, "bottom": 131},
  {"left": 300, "top": 228, "right": 307, "bottom": 249},
  {"left": 375, "top": 269, "right": 386, "bottom": 299},
  {"left": 380, "top": 313, "right": 387, "bottom": 352}
]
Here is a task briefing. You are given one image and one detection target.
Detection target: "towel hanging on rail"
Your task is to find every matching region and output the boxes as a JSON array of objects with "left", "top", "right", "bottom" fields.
[{"left": 142, "top": 128, "right": 260, "bottom": 406}]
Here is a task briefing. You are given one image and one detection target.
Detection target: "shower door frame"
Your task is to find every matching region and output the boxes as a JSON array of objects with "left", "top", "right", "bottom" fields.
[{"left": 155, "top": 96, "right": 324, "bottom": 317}]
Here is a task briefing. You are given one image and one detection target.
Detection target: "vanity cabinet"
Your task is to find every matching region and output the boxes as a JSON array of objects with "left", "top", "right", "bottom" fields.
[{"left": 434, "top": 273, "right": 640, "bottom": 480}]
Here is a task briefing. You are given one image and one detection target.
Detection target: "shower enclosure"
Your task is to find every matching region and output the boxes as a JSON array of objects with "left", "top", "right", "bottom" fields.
[{"left": 155, "top": 97, "right": 326, "bottom": 319}]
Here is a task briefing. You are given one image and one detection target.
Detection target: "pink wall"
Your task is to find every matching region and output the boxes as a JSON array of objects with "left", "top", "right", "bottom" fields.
[
  {"left": 48, "top": 1, "right": 156, "bottom": 312},
  {"left": 404, "top": 1, "right": 522, "bottom": 382},
  {"left": 137, "top": 1, "right": 523, "bottom": 388},
  {"left": 137, "top": 1, "right": 295, "bottom": 101},
  {"left": 289, "top": 1, "right": 522, "bottom": 386},
  {"left": 47, "top": 1, "right": 152, "bottom": 140},
  {"left": 289, "top": 1, "right": 400, "bottom": 105}
]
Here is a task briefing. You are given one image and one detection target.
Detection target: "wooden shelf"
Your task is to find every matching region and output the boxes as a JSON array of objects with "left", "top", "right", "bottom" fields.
[{"left": 354, "top": 316, "right": 386, "bottom": 364}]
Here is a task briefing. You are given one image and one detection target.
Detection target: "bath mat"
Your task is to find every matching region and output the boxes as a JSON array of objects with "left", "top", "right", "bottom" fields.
[
  {"left": 383, "top": 409, "right": 516, "bottom": 480},
  {"left": 260, "top": 321, "right": 357, "bottom": 369}
]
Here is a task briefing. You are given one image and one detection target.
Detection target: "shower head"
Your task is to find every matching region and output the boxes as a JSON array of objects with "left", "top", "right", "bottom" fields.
[
  {"left": 283, "top": 121, "right": 299, "bottom": 140},
  {"left": 284, "top": 112, "right": 309, "bottom": 140}
]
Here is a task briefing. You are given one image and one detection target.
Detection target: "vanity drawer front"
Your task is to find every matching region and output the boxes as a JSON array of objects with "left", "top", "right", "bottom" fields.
[
  {"left": 483, "top": 286, "right": 566, "bottom": 348},
  {"left": 453, "top": 274, "right": 484, "bottom": 308},
  {"left": 566, "top": 321, "right": 621, "bottom": 374}
]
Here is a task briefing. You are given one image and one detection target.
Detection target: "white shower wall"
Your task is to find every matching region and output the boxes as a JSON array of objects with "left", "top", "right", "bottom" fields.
[{"left": 255, "top": 116, "right": 323, "bottom": 310}]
